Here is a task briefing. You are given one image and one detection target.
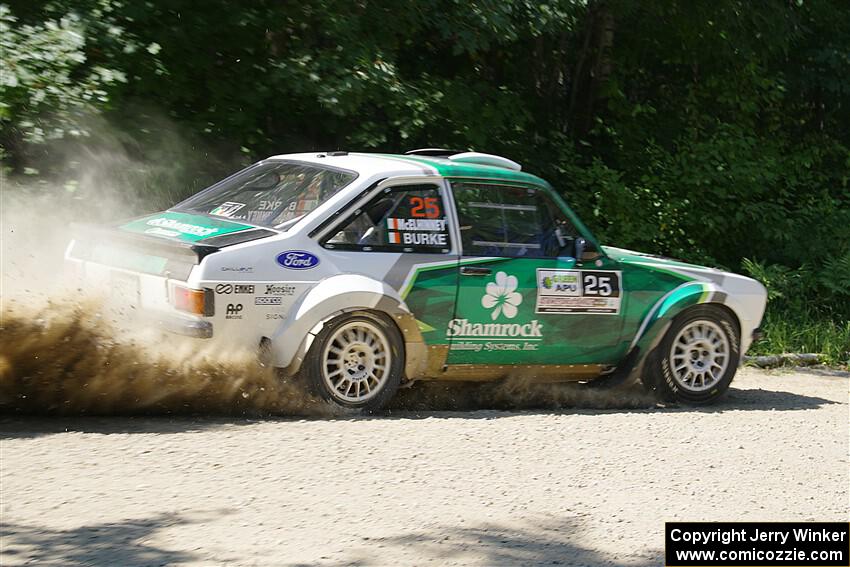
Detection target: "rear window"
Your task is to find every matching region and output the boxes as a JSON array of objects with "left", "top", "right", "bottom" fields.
[{"left": 174, "top": 161, "right": 357, "bottom": 229}]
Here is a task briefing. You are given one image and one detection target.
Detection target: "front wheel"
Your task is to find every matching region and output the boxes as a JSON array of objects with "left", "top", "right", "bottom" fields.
[
  {"left": 302, "top": 311, "right": 404, "bottom": 413},
  {"left": 643, "top": 305, "right": 741, "bottom": 405}
]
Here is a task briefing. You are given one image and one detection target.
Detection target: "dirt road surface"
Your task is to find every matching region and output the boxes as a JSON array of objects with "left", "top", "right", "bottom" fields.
[{"left": 1, "top": 368, "right": 847, "bottom": 566}]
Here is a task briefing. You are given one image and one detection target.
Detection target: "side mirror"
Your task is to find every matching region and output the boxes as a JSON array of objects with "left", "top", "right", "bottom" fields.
[
  {"left": 574, "top": 237, "right": 599, "bottom": 262},
  {"left": 574, "top": 237, "right": 587, "bottom": 260}
]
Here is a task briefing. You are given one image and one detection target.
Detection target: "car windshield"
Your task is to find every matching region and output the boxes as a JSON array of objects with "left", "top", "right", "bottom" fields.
[{"left": 174, "top": 161, "right": 357, "bottom": 229}]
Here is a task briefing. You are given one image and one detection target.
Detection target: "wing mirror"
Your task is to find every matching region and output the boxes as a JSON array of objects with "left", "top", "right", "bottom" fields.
[{"left": 574, "top": 237, "right": 599, "bottom": 262}]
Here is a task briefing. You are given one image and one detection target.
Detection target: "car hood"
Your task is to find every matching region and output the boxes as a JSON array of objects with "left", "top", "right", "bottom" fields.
[
  {"left": 119, "top": 211, "right": 258, "bottom": 244},
  {"left": 601, "top": 245, "right": 720, "bottom": 272}
]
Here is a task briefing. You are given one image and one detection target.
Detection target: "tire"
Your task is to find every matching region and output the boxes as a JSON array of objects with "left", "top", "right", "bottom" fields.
[
  {"left": 302, "top": 311, "right": 404, "bottom": 413},
  {"left": 642, "top": 305, "right": 741, "bottom": 405}
]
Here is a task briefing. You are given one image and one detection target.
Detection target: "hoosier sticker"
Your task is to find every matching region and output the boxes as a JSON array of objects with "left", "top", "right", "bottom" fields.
[{"left": 535, "top": 269, "right": 622, "bottom": 314}]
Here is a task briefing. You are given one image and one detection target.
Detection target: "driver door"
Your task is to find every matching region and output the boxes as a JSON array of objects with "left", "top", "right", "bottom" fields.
[{"left": 446, "top": 181, "right": 626, "bottom": 366}]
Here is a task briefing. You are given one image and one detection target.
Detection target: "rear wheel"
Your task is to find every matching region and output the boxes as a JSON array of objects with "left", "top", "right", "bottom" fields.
[
  {"left": 303, "top": 312, "right": 404, "bottom": 413},
  {"left": 643, "top": 305, "right": 740, "bottom": 404}
]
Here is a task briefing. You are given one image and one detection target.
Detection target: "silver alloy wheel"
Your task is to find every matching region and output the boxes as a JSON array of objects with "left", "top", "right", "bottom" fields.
[
  {"left": 669, "top": 320, "right": 730, "bottom": 392},
  {"left": 321, "top": 320, "right": 392, "bottom": 404}
]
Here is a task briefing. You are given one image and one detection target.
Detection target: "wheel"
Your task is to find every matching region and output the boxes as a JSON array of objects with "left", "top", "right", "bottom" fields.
[
  {"left": 302, "top": 311, "right": 404, "bottom": 413},
  {"left": 643, "top": 305, "right": 740, "bottom": 404}
]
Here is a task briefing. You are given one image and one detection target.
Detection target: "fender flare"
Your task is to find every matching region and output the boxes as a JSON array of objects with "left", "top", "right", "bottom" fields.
[
  {"left": 629, "top": 281, "right": 732, "bottom": 370},
  {"left": 269, "top": 274, "right": 426, "bottom": 379}
]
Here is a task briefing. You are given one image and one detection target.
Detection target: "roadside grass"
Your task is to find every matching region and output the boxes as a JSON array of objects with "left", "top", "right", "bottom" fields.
[{"left": 748, "top": 310, "right": 850, "bottom": 368}]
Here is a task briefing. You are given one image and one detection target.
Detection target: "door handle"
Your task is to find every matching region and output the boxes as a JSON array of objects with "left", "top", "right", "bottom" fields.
[{"left": 460, "top": 266, "right": 492, "bottom": 276}]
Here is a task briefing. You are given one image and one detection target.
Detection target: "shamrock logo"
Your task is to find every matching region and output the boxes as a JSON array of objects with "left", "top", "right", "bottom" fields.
[{"left": 481, "top": 271, "right": 523, "bottom": 320}]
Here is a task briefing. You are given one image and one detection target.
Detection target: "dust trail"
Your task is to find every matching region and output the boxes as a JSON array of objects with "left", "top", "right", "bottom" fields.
[
  {"left": 390, "top": 376, "right": 657, "bottom": 412},
  {"left": 0, "top": 293, "right": 657, "bottom": 415},
  {"left": 0, "top": 297, "right": 325, "bottom": 416},
  {"left": 1, "top": 134, "right": 655, "bottom": 416}
]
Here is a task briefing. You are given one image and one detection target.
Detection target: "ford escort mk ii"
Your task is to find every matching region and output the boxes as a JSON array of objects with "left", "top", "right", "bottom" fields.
[{"left": 66, "top": 150, "right": 767, "bottom": 411}]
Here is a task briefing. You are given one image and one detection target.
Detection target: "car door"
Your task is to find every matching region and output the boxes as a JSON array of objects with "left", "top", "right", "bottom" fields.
[
  {"left": 446, "top": 181, "right": 626, "bottom": 366},
  {"left": 320, "top": 180, "right": 459, "bottom": 354}
]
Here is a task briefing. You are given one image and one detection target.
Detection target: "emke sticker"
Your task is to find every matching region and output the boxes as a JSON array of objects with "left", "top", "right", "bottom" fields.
[{"left": 535, "top": 269, "right": 622, "bottom": 314}]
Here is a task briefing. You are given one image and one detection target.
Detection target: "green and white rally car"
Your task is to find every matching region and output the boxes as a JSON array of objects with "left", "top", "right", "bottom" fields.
[{"left": 66, "top": 149, "right": 767, "bottom": 411}]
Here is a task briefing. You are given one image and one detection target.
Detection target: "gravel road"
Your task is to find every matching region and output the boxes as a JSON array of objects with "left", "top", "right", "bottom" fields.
[{"left": 1, "top": 367, "right": 847, "bottom": 566}]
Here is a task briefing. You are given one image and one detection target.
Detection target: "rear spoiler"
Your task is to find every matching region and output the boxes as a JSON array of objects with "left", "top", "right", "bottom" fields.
[{"left": 67, "top": 223, "right": 274, "bottom": 280}]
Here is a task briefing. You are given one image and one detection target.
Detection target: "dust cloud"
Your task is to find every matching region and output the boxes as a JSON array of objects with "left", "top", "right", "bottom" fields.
[
  {"left": 0, "top": 298, "right": 323, "bottom": 415},
  {"left": 1, "top": 135, "right": 654, "bottom": 416}
]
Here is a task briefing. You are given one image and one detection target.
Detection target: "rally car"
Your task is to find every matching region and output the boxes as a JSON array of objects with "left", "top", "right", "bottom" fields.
[{"left": 66, "top": 149, "right": 767, "bottom": 411}]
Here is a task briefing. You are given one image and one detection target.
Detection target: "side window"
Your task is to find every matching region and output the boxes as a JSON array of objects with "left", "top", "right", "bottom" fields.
[
  {"left": 323, "top": 184, "right": 451, "bottom": 253},
  {"left": 451, "top": 182, "right": 579, "bottom": 258}
]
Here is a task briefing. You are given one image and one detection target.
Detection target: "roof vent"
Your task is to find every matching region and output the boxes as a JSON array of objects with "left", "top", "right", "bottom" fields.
[
  {"left": 405, "top": 148, "right": 462, "bottom": 157},
  {"left": 447, "top": 152, "right": 522, "bottom": 171}
]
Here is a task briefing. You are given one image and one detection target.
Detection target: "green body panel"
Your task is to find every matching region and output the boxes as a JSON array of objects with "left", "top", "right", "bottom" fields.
[
  {"left": 399, "top": 260, "right": 460, "bottom": 345},
  {"left": 446, "top": 255, "right": 628, "bottom": 364},
  {"left": 120, "top": 211, "right": 253, "bottom": 243},
  {"left": 385, "top": 166, "right": 713, "bottom": 367}
]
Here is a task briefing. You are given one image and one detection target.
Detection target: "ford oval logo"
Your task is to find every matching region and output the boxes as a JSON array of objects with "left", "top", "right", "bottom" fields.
[{"left": 276, "top": 250, "right": 320, "bottom": 270}]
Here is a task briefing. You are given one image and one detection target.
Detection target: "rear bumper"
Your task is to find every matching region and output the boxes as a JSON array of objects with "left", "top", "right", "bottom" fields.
[{"left": 158, "top": 315, "right": 213, "bottom": 339}]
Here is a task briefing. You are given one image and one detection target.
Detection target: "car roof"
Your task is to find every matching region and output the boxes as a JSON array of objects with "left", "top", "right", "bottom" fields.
[{"left": 266, "top": 152, "right": 551, "bottom": 188}]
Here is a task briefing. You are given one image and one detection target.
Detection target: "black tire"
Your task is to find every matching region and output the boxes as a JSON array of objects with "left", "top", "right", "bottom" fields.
[
  {"left": 641, "top": 305, "right": 741, "bottom": 405},
  {"left": 302, "top": 311, "right": 404, "bottom": 413}
]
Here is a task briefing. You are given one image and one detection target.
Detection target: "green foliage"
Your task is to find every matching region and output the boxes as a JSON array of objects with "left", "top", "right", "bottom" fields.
[
  {"left": 742, "top": 258, "right": 850, "bottom": 365},
  {"left": 0, "top": 3, "right": 141, "bottom": 170},
  {"left": 2, "top": 0, "right": 848, "bottom": 361}
]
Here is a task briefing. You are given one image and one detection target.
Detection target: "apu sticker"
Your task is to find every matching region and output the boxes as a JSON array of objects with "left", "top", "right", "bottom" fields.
[
  {"left": 276, "top": 250, "right": 320, "bottom": 270},
  {"left": 535, "top": 269, "right": 622, "bottom": 314}
]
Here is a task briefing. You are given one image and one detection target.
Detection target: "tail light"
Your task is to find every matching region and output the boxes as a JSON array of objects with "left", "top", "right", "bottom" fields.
[{"left": 172, "top": 286, "right": 214, "bottom": 316}]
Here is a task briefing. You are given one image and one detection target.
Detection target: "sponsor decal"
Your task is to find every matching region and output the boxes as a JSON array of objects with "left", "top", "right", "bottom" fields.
[
  {"left": 482, "top": 271, "right": 523, "bottom": 320},
  {"left": 386, "top": 217, "right": 448, "bottom": 247},
  {"left": 258, "top": 200, "right": 284, "bottom": 211},
  {"left": 276, "top": 250, "right": 319, "bottom": 270},
  {"left": 388, "top": 231, "right": 447, "bottom": 246},
  {"left": 121, "top": 212, "right": 252, "bottom": 243},
  {"left": 146, "top": 217, "right": 219, "bottom": 237},
  {"left": 447, "top": 319, "right": 543, "bottom": 338},
  {"left": 210, "top": 201, "right": 246, "bottom": 218},
  {"left": 255, "top": 296, "right": 282, "bottom": 306},
  {"left": 225, "top": 303, "right": 243, "bottom": 319},
  {"left": 447, "top": 272, "right": 543, "bottom": 350},
  {"left": 535, "top": 269, "right": 622, "bottom": 314},
  {"left": 266, "top": 313, "right": 285, "bottom": 319},
  {"left": 264, "top": 284, "right": 296, "bottom": 295},
  {"left": 386, "top": 218, "right": 447, "bottom": 232},
  {"left": 220, "top": 266, "right": 254, "bottom": 273},
  {"left": 144, "top": 227, "right": 181, "bottom": 238},
  {"left": 215, "top": 283, "right": 255, "bottom": 294}
]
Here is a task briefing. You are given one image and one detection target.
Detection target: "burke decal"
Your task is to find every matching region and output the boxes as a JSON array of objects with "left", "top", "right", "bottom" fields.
[{"left": 276, "top": 250, "right": 319, "bottom": 270}]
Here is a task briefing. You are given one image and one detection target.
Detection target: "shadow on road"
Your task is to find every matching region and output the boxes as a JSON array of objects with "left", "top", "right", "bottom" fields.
[
  {"left": 297, "top": 517, "right": 659, "bottom": 567},
  {"left": 0, "top": 511, "right": 230, "bottom": 566},
  {"left": 0, "top": 416, "right": 265, "bottom": 440},
  {"left": 0, "top": 377, "right": 839, "bottom": 439}
]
